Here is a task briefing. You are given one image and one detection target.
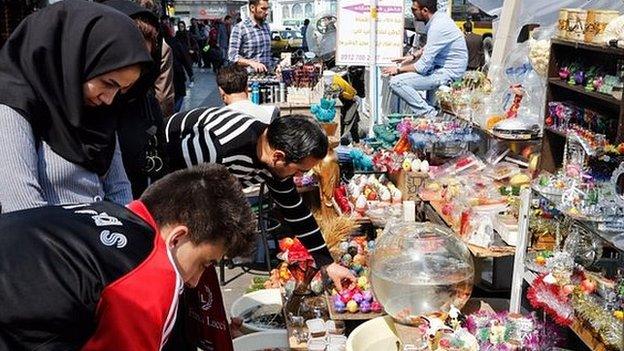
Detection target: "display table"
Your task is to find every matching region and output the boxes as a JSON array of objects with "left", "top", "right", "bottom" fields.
[{"left": 426, "top": 201, "right": 517, "bottom": 258}]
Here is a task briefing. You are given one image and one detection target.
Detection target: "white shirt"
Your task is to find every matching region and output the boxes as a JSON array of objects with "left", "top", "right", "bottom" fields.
[{"left": 225, "top": 100, "right": 278, "bottom": 124}]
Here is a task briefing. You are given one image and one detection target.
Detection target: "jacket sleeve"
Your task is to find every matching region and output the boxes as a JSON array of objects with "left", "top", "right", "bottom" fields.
[
  {"left": 102, "top": 137, "right": 133, "bottom": 206},
  {"left": 155, "top": 42, "right": 175, "bottom": 118},
  {"left": 266, "top": 177, "right": 333, "bottom": 267}
]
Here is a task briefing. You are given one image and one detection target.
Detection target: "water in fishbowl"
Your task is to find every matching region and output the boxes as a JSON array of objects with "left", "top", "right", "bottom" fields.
[{"left": 370, "top": 253, "right": 473, "bottom": 325}]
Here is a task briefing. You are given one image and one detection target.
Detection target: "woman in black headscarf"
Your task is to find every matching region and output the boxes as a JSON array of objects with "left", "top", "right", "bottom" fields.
[
  {"left": 101, "top": 0, "right": 171, "bottom": 198},
  {"left": 0, "top": 0, "right": 152, "bottom": 213}
]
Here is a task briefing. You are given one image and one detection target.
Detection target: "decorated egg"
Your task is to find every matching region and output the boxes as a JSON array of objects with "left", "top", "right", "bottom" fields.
[
  {"left": 360, "top": 301, "right": 371, "bottom": 313},
  {"left": 334, "top": 300, "right": 346, "bottom": 313},
  {"left": 362, "top": 290, "right": 373, "bottom": 302},
  {"left": 371, "top": 301, "right": 383, "bottom": 313},
  {"left": 332, "top": 294, "right": 342, "bottom": 304},
  {"left": 347, "top": 300, "right": 359, "bottom": 313},
  {"left": 367, "top": 241, "right": 375, "bottom": 250},
  {"left": 357, "top": 276, "right": 369, "bottom": 289},
  {"left": 311, "top": 279, "right": 324, "bottom": 294},
  {"left": 420, "top": 160, "right": 430, "bottom": 173},
  {"left": 352, "top": 263, "right": 363, "bottom": 274},
  {"left": 367, "top": 190, "right": 378, "bottom": 201},
  {"left": 352, "top": 292, "right": 364, "bottom": 303},
  {"left": 411, "top": 158, "right": 422, "bottom": 171},
  {"left": 355, "top": 195, "right": 367, "bottom": 213},
  {"left": 284, "top": 280, "right": 296, "bottom": 296},
  {"left": 391, "top": 188, "right": 402, "bottom": 203},
  {"left": 402, "top": 158, "right": 412, "bottom": 172},
  {"left": 379, "top": 187, "right": 392, "bottom": 202},
  {"left": 339, "top": 242, "right": 350, "bottom": 252},
  {"left": 360, "top": 268, "right": 369, "bottom": 277},
  {"left": 341, "top": 253, "right": 353, "bottom": 266},
  {"left": 367, "top": 174, "right": 377, "bottom": 184}
]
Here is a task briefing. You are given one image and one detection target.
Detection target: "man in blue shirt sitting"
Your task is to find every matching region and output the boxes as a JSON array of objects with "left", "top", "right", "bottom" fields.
[{"left": 383, "top": 0, "right": 467, "bottom": 118}]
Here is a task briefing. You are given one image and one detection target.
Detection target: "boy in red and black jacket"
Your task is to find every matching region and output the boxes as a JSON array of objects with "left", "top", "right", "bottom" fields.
[{"left": 0, "top": 165, "right": 256, "bottom": 351}]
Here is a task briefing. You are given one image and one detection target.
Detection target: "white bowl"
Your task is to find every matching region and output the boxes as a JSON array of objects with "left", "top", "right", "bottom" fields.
[
  {"left": 230, "top": 288, "right": 283, "bottom": 333},
  {"left": 346, "top": 316, "right": 400, "bottom": 351},
  {"left": 232, "top": 330, "right": 288, "bottom": 351}
]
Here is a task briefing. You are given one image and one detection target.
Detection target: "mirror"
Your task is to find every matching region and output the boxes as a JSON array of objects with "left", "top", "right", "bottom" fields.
[{"left": 611, "top": 162, "right": 624, "bottom": 205}]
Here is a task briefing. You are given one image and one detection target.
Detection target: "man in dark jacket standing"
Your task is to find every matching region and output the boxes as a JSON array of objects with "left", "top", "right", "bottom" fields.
[{"left": 464, "top": 20, "right": 484, "bottom": 70}]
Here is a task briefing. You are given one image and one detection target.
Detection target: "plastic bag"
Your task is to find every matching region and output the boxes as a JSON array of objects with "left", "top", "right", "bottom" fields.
[{"left": 528, "top": 26, "right": 555, "bottom": 76}]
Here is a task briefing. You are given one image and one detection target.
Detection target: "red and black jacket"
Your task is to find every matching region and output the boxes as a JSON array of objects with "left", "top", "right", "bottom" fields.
[{"left": 0, "top": 201, "right": 181, "bottom": 351}]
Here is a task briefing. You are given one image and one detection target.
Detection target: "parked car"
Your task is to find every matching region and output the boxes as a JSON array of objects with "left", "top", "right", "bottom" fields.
[{"left": 271, "top": 30, "right": 303, "bottom": 54}]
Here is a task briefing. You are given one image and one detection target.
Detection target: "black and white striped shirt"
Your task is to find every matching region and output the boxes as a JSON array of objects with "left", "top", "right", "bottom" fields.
[{"left": 165, "top": 107, "right": 332, "bottom": 266}]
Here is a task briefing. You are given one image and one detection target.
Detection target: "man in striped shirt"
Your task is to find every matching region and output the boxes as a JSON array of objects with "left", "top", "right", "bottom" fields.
[
  {"left": 165, "top": 110, "right": 356, "bottom": 288},
  {"left": 228, "top": 0, "right": 272, "bottom": 72}
]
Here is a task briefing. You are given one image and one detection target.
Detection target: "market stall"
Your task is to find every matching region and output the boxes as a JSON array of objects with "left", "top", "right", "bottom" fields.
[{"left": 227, "top": 3, "right": 624, "bottom": 351}]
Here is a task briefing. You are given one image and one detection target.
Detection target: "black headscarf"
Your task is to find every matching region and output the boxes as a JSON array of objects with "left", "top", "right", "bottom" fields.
[
  {"left": 0, "top": 0, "right": 152, "bottom": 175},
  {"left": 102, "top": 0, "right": 162, "bottom": 101}
]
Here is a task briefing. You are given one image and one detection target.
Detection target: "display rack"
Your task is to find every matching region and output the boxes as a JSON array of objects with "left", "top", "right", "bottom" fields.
[{"left": 541, "top": 38, "right": 624, "bottom": 173}]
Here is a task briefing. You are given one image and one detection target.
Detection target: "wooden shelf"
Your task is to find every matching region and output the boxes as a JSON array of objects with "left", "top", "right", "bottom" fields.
[
  {"left": 547, "top": 78, "right": 621, "bottom": 107},
  {"left": 426, "top": 201, "right": 517, "bottom": 258},
  {"left": 551, "top": 38, "right": 624, "bottom": 57}
]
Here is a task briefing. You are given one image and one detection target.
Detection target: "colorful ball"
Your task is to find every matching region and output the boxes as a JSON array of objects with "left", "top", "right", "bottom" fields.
[
  {"left": 351, "top": 263, "right": 363, "bottom": 274},
  {"left": 334, "top": 300, "right": 346, "bottom": 313},
  {"left": 360, "top": 301, "right": 371, "bottom": 313},
  {"left": 352, "top": 292, "right": 364, "bottom": 303},
  {"left": 362, "top": 290, "right": 373, "bottom": 302},
  {"left": 341, "top": 253, "right": 353, "bottom": 266},
  {"left": 367, "top": 241, "right": 376, "bottom": 250},
  {"left": 339, "top": 242, "right": 350, "bottom": 252},
  {"left": 357, "top": 276, "right": 368, "bottom": 289},
  {"left": 371, "top": 301, "right": 383, "bottom": 313},
  {"left": 346, "top": 300, "right": 359, "bottom": 313}
]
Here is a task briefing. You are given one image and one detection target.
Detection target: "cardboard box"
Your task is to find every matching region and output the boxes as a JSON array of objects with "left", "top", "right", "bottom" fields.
[{"left": 388, "top": 170, "right": 428, "bottom": 201}]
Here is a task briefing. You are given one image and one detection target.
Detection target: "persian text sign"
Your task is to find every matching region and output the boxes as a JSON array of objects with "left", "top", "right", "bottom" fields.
[{"left": 336, "top": 0, "right": 404, "bottom": 66}]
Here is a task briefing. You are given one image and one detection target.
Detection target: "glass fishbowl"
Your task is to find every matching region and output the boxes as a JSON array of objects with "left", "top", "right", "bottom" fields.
[{"left": 370, "top": 222, "right": 474, "bottom": 325}]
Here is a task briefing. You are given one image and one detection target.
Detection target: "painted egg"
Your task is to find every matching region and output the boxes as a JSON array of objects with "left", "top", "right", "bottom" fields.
[
  {"left": 339, "top": 242, "right": 350, "bottom": 252},
  {"left": 334, "top": 300, "right": 346, "bottom": 313},
  {"left": 358, "top": 276, "right": 369, "bottom": 289},
  {"left": 379, "top": 187, "right": 392, "bottom": 202},
  {"left": 402, "top": 159, "right": 412, "bottom": 172},
  {"left": 347, "top": 300, "right": 359, "bottom": 313},
  {"left": 352, "top": 292, "right": 364, "bottom": 303},
  {"left": 367, "top": 241, "right": 375, "bottom": 250},
  {"left": 341, "top": 253, "right": 353, "bottom": 266},
  {"left": 420, "top": 160, "right": 430, "bottom": 173},
  {"left": 411, "top": 159, "right": 422, "bottom": 171},
  {"left": 351, "top": 263, "right": 363, "bottom": 274},
  {"left": 371, "top": 301, "right": 383, "bottom": 313},
  {"left": 362, "top": 290, "right": 373, "bottom": 302},
  {"left": 360, "top": 301, "right": 371, "bottom": 313}
]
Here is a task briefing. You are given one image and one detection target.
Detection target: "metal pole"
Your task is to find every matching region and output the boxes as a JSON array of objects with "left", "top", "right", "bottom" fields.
[
  {"left": 509, "top": 187, "right": 532, "bottom": 313},
  {"left": 367, "top": 0, "right": 379, "bottom": 137}
]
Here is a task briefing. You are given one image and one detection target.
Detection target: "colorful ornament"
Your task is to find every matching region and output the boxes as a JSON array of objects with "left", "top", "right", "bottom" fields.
[
  {"left": 360, "top": 301, "right": 372, "bottom": 313},
  {"left": 347, "top": 300, "right": 359, "bottom": 313},
  {"left": 371, "top": 301, "right": 383, "bottom": 313}
]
